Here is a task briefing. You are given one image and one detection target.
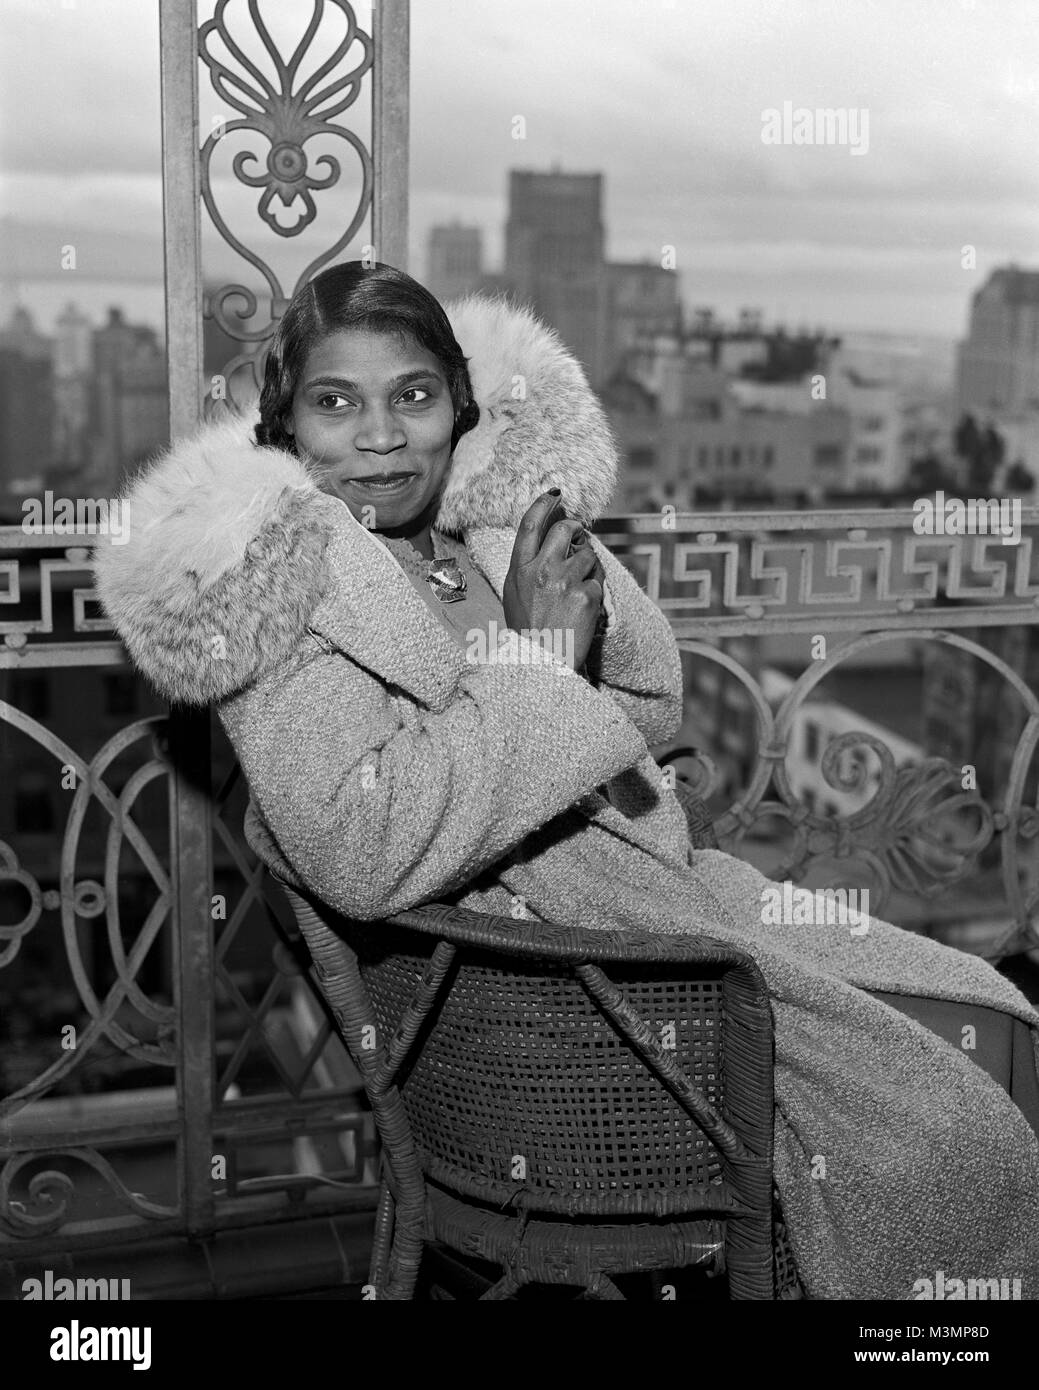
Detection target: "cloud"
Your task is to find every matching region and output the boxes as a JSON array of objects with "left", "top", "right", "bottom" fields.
[
  {"left": 4, "top": 0, "right": 1039, "bottom": 340},
  {"left": 0, "top": 0, "right": 162, "bottom": 177}
]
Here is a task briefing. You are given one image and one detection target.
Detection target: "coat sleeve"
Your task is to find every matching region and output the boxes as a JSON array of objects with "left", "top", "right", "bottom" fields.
[
  {"left": 219, "top": 630, "right": 651, "bottom": 921},
  {"left": 583, "top": 535, "right": 685, "bottom": 748}
]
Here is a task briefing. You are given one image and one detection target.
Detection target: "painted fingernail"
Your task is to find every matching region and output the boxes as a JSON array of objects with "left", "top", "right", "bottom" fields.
[{"left": 548, "top": 487, "right": 561, "bottom": 496}]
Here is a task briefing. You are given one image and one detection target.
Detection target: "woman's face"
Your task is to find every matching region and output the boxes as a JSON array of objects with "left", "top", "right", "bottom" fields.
[{"left": 286, "top": 327, "right": 456, "bottom": 530}]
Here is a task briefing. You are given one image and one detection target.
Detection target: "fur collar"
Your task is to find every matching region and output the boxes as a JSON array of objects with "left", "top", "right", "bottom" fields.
[{"left": 93, "top": 294, "right": 618, "bottom": 705}]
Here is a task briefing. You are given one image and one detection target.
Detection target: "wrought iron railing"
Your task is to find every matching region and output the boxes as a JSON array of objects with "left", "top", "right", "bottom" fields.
[
  {"left": 1, "top": 0, "right": 405, "bottom": 1294},
  {"left": 595, "top": 508, "right": 1039, "bottom": 961},
  {"left": 4, "top": 506, "right": 1036, "bottom": 1282}
]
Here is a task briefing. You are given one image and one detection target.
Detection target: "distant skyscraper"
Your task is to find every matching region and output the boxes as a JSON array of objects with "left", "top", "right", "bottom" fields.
[
  {"left": 0, "top": 305, "right": 51, "bottom": 364},
  {"left": 90, "top": 308, "right": 169, "bottom": 492},
  {"left": 604, "top": 262, "right": 682, "bottom": 382},
  {"left": 426, "top": 223, "right": 483, "bottom": 303},
  {"left": 505, "top": 169, "right": 607, "bottom": 387},
  {"left": 956, "top": 266, "right": 1039, "bottom": 416},
  {"left": 53, "top": 303, "right": 94, "bottom": 474},
  {"left": 0, "top": 349, "right": 52, "bottom": 508},
  {"left": 54, "top": 302, "right": 93, "bottom": 378},
  {"left": 0, "top": 306, "right": 53, "bottom": 506}
]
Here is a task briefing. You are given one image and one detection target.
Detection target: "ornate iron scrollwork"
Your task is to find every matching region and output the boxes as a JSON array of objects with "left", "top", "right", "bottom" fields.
[{"left": 199, "top": 0, "right": 375, "bottom": 401}]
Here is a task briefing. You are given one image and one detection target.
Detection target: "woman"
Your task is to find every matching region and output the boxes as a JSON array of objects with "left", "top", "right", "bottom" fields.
[{"left": 94, "top": 261, "right": 1039, "bottom": 1299}]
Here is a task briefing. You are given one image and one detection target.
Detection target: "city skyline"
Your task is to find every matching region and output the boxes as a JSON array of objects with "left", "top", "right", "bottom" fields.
[
  {"left": 4, "top": 0, "right": 1039, "bottom": 340},
  {"left": 3, "top": 248, "right": 1029, "bottom": 516}
]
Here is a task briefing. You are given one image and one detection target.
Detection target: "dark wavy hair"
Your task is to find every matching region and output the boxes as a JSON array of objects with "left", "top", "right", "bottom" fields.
[{"left": 255, "top": 261, "right": 480, "bottom": 453}]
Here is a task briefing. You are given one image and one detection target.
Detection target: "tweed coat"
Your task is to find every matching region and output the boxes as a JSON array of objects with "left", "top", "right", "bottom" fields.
[{"left": 94, "top": 295, "right": 1039, "bottom": 1300}]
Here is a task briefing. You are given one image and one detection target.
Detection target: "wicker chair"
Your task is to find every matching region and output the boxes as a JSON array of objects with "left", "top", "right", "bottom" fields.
[{"left": 262, "top": 757, "right": 804, "bottom": 1299}]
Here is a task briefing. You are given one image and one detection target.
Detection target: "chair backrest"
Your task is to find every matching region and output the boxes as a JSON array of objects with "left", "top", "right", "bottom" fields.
[
  {"left": 361, "top": 924, "right": 736, "bottom": 1214},
  {"left": 267, "top": 771, "right": 771, "bottom": 1227},
  {"left": 283, "top": 889, "right": 773, "bottom": 1223}
]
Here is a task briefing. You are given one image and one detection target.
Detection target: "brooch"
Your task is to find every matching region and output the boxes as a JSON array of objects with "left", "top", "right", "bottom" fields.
[{"left": 426, "top": 558, "right": 467, "bottom": 603}]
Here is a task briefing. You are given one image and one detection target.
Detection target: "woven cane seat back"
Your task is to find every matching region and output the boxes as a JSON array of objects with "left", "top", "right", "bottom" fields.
[{"left": 349, "top": 923, "right": 740, "bottom": 1218}]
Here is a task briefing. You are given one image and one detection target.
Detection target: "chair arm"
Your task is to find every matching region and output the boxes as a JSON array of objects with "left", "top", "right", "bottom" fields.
[
  {"left": 391, "top": 901, "right": 758, "bottom": 971},
  {"left": 276, "top": 875, "right": 762, "bottom": 989}
]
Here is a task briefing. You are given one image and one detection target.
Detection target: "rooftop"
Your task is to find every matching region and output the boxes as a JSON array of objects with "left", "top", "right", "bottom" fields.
[{"left": 982, "top": 266, "right": 1039, "bottom": 306}]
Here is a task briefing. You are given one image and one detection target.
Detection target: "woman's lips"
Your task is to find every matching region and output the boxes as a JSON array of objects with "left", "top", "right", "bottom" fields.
[{"left": 344, "top": 473, "right": 416, "bottom": 494}]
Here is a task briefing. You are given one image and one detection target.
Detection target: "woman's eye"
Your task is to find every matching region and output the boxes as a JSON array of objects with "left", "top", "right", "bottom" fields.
[
  {"left": 397, "top": 386, "right": 431, "bottom": 405},
  {"left": 317, "top": 392, "right": 352, "bottom": 410}
]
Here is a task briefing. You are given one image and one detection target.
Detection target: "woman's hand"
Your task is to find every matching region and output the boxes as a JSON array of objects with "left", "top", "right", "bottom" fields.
[{"left": 503, "top": 491, "right": 606, "bottom": 671}]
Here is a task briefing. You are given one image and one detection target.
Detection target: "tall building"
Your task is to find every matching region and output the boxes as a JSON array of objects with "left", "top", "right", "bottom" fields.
[
  {"left": 0, "top": 306, "right": 54, "bottom": 510},
  {"left": 603, "top": 262, "right": 681, "bottom": 383},
  {"left": 0, "top": 305, "right": 51, "bottom": 363},
  {"left": 0, "top": 349, "right": 52, "bottom": 511},
  {"left": 53, "top": 302, "right": 93, "bottom": 378},
  {"left": 956, "top": 266, "right": 1039, "bottom": 416},
  {"left": 89, "top": 308, "right": 169, "bottom": 493},
  {"left": 53, "top": 302, "right": 94, "bottom": 475},
  {"left": 426, "top": 223, "right": 483, "bottom": 304},
  {"left": 954, "top": 267, "right": 1039, "bottom": 479},
  {"left": 956, "top": 266, "right": 1039, "bottom": 483},
  {"left": 505, "top": 169, "right": 607, "bottom": 387}
]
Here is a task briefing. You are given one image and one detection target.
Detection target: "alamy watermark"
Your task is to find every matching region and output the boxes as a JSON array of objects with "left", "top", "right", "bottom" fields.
[
  {"left": 23, "top": 1271, "right": 130, "bottom": 1300},
  {"left": 49, "top": 1321, "right": 151, "bottom": 1371},
  {"left": 22, "top": 491, "right": 129, "bottom": 544},
  {"left": 760, "top": 881, "right": 870, "bottom": 936},
  {"left": 912, "top": 1270, "right": 1022, "bottom": 1300},
  {"left": 761, "top": 102, "right": 869, "bottom": 155},
  {"left": 466, "top": 618, "right": 575, "bottom": 669},
  {"left": 912, "top": 491, "right": 1022, "bottom": 545}
]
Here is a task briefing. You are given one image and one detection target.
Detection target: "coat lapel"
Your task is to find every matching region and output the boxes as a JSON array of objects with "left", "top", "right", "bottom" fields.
[
  {"left": 302, "top": 502, "right": 537, "bottom": 711},
  {"left": 458, "top": 526, "right": 516, "bottom": 599},
  {"left": 305, "top": 505, "right": 522, "bottom": 711}
]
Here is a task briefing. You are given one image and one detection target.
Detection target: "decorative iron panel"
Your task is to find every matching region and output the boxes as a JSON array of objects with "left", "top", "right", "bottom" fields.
[{"left": 1, "top": 0, "right": 404, "bottom": 1263}]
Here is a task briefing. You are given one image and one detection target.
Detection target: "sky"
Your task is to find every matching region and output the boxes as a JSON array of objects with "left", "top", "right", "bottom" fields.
[{"left": 2, "top": 0, "right": 1039, "bottom": 340}]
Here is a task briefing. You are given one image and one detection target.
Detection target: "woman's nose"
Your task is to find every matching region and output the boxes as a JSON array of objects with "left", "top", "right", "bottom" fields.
[{"left": 354, "top": 405, "right": 407, "bottom": 453}]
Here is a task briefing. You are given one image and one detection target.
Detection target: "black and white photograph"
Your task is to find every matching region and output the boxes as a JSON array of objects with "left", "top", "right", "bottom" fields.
[{"left": 1, "top": 0, "right": 1038, "bottom": 1353}]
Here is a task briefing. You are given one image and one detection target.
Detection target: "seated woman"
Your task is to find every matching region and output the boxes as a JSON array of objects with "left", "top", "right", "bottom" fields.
[{"left": 94, "top": 261, "right": 1039, "bottom": 1300}]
